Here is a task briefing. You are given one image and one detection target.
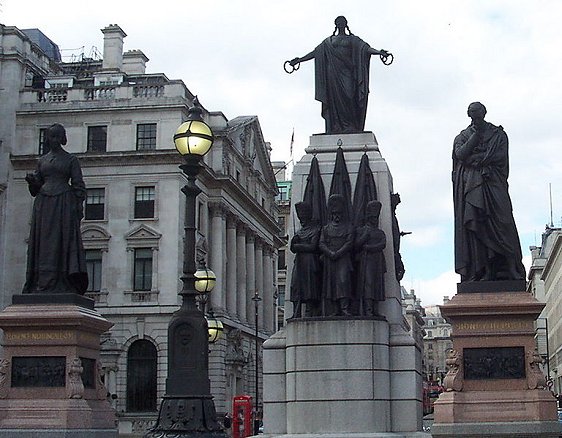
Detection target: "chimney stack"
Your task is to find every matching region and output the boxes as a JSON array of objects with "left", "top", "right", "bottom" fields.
[
  {"left": 101, "top": 24, "right": 126, "bottom": 71},
  {"left": 123, "top": 50, "right": 149, "bottom": 75}
]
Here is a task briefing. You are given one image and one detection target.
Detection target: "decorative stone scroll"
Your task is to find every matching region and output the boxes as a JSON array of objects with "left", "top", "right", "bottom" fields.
[
  {"left": 67, "top": 357, "right": 84, "bottom": 399},
  {"left": 443, "top": 349, "right": 463, "bottom": 392}
]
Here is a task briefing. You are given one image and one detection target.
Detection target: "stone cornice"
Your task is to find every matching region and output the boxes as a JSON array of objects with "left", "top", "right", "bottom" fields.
[{"left": 10, "top": 150, "right": 183, "bottom": 170}]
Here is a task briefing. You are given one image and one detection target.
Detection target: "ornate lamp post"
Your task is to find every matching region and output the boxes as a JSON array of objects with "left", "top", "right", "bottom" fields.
[
  {"left": 252, "top": 291, "right": 262, "bottom": 435},
  {"left": 145, "top": 100, "right": 227, "bottom": 438}
]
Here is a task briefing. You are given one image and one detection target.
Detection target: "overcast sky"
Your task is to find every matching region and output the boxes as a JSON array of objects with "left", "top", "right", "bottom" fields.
[{"left": 3, "top": 1, "right": 562, "bottom": 306}]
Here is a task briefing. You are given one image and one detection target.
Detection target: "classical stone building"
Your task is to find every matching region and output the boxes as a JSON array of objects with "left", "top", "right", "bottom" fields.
[
  {"left": 528, "top": 226, "right": 562, "bottom": 395},
  {"left": 0, "top": 23, "right": 281, "bottom": 435},
  {"left": 422, "top": 298, "right": 453, "bottom": 383},
  {"left": 401, "top": 287, "right": 426, "bottom": 352},
  {"left": 272, "top": 161, "right": 291, "bottom": 329}
]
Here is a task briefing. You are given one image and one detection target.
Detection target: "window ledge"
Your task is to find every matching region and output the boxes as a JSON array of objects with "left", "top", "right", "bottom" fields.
[{"left": 124, "top": 290, "right": 159, "bottom": 304}]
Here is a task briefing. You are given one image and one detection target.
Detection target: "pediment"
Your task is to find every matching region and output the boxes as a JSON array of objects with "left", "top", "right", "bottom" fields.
[
  {"left": 125, "top": 224, "right": 162, "bottom": 242},
  {"left": 81, "top": 224, "right": 111, "bottom": 250},
  {"left": 226, "top": 116, "right": 276, "bottom": 188},
  {"left": 81, "top": 224, "right": 111, "bottom": 242}
]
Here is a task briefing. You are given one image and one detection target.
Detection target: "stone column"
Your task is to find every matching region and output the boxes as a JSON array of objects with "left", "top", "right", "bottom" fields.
[
  {"left": 246, "top": 231, "right": 256, "bottom": 320},
  {"left": 209, "top": 202, "right": 226, "bottom": 313},
  {"left": 255, "top": 239, "right": 264, "bottom": 329},
  {"left": 226, "top": 214, "right": 238, "bottom": 319},
  {"left": 106, "top": 364, "right": 119, "bottom": 409},
  {"left": 236, "top": 223, "right": 247, "bottom": 323},
  {"left": 263, "top": 245, "right": 274, "bottom": 332}
]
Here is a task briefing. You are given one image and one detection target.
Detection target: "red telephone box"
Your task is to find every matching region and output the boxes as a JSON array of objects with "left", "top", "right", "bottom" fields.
[{"left": 232, "top": 395, "right": 253, "bottom": 438}]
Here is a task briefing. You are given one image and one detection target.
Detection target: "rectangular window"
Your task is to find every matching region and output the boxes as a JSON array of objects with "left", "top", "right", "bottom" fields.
[
  {"left": 277, "top": 216, "right": 286, "bottom": 235},
  {"left": 278, "top": 285, "right": 285, "bottom": 307},
  {"left": 276, "top": 185, "right": 289, "bottom": 202},
  {"left": 85, "top": 188, "right": 105, "bottom": 220},
  {"left": 278, "top": 249, "right": 286, "bottom": 270},
  {"left": 136, "top": 123, "right": 157, "bottom": 150},
  {"left": 38, "top": 128, "right": 49, "bottom": 155},
  {"left": 87, "top": 126, "right": 107, "bottom": 152},
  {"left": 134, "top": 248, "right": 153, "bottom": 291},
  {"left": 134, "top": 186, "right": 155, "bottom": 218},
  {"left": 86, "top": 250, "right": 103, "bottom": 292}
]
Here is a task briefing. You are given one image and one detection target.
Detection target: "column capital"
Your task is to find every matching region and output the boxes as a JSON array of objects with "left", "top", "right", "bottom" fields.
[
  {"left": 254, "top": 235, "right": 265, "bottom": 250},
  {"left": 263, "top": 244, "right": 275, "bottom": 257},
  {"left": 208, "top": 201, "right": 228, "bottom": 218},
  {"left": 246, "top": 230, "right": 256, "bottom": 244},
  {"left": 226, "top": 212, "right": 239, "bottom": 229},
  {"left": 237, "top": 221, "right": 249, "bottom": 234}
]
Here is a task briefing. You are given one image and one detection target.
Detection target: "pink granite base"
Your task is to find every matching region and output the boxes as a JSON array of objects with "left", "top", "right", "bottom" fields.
[
  {"left": 433, "top": 289, "right": 559, "bottom": 435},
  {"left": 0, "top": 304, "right": 117, "bottom": 432}
]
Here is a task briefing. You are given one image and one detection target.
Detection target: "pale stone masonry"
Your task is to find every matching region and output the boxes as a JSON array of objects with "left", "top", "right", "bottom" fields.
[{"left": 0, "top": 23, "right": 282, "bottom": 434}]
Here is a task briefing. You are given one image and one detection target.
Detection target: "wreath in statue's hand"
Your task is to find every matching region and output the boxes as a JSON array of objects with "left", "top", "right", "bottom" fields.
[
  {"left": 284, "top": 59, "right": 301, "bottom": 74},
  {"left": 380, "top": 52, "right": 394, "bottom": 65}
]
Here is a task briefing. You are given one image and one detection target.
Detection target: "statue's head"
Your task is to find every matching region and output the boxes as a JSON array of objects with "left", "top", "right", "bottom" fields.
[
  {"left": 333, "top": 16, "right": 351, "bottom": 36},
  {"left": 334, "top": 16, "right": 348, "bottom": 28},
  {"left": 295, "top": 201, "right": 312, "bottom": 224},
  {"left": 327, "top": 194, "right": 345, "bottom": 224},
  {"left": 46, "top": 123, "right": 67, "bottom": 147},
  {"left": 467, "top": 102, "right": 487, "bottom": 122}
]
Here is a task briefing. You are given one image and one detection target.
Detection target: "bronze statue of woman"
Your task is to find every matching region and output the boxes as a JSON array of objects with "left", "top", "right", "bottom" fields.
[
  {"left": 287, "top": 16, "right": 392, "bottom": 134},
  {"left": 23, "top": 123, "right": 88, "bottom": 295}
]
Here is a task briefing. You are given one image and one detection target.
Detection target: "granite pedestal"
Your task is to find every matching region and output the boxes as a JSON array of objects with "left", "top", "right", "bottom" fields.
[
  {"left": 432, "top": 282, "right": 561, "bottom": 437},
  {"left": 0, "top": 303, "right": 117, "bottom": 437}
]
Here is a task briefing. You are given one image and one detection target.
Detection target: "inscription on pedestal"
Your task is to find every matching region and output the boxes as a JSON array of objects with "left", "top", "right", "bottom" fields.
[
  {"left": 456, "top": 320, "right": 530, "bottom": 332},
  {"left": 11, "top": 356, "right": 66, "bottom": 387},
  {"left": 5, "top": 330, "right": 73, "bottom": 342},
  {"left": 464, "top": 347, "right": 525, "bottom": 380}
]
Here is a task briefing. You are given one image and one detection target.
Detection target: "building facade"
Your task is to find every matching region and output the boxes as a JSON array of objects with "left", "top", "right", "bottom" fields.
[
  {"left": 422, "top": 298, "right": 453, "bottom": 384},
  {"left": 0, "top": 23, "right": 281, "bottom": 435},
  {"left": 528, "top": 226, "right": 562, "bottom": 396},
  {"left": 272, "top": 161, "right": 291, "bottom": 329}
]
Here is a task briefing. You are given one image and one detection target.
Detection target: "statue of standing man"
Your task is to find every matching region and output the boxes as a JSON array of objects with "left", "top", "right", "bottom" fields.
[
  {"left": 452, "top": 102, "right": 525, "bottom": 282},
  {"left": 286, "top": 16, "right": 393, "bottom": 134}
]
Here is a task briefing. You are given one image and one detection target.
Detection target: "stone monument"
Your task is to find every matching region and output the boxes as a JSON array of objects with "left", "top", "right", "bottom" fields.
[
  {"left": 0, "top": 124, "right": 117, "bottom": 437},
  {"left": 431, "top": 103, "right": 560, "bottom": 437},
  {"left": 260, "top": 18, "right": 426, "bottom": 438}
]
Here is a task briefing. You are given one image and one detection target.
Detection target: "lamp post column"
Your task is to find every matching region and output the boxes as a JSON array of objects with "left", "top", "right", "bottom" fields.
[
  {"left": 145, "top": 103, "right": 227, "bottom": 438},
  {"left": 252, "top": 291, "right": 262, "bottom": 436}
]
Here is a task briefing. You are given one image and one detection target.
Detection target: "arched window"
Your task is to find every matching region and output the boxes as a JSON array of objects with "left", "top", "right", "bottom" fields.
[{"left": 127, "top": 340, "right": 157, "bottom": 412}]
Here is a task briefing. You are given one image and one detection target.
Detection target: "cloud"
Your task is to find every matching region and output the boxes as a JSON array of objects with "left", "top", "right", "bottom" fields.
[{"left": 407, "top": 270, "right": 459, "bottom": 307}]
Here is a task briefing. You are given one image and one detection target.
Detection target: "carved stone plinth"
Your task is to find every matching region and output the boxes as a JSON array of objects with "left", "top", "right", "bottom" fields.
[
  {"left": 432, "top": 285, "right": 561, "bottom": 437},
  {"left": 0, "top": 303, "right": 117, "bottom": 437}
]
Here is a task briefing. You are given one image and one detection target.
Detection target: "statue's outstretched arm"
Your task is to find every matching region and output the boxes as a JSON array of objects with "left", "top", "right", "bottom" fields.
[{"left": 290, "top": 50, "right": 315, "bottom": 66}]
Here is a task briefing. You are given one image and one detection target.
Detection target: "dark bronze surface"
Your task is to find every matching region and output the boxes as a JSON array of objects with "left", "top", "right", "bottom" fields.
[
  {"left": 453, "top": 103, "right": 526, "bottom": 283},
  {"left": 285, "top": 16, "right": 392, "bottom": 134},
  {"left": 12, "top": 356, "right": 66, "bottom": 387},
  {"left": 463, "top": 347, "right": 525, "bottom": 380}
]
